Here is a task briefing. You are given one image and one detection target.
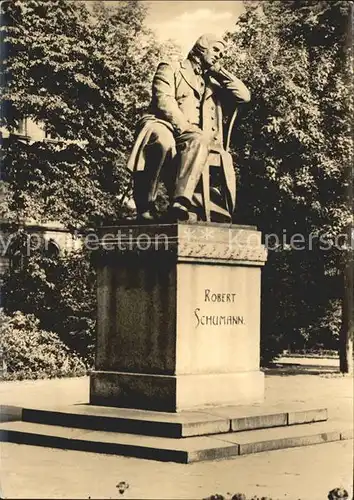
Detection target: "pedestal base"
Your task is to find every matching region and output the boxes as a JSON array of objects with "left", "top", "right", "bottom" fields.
[
  {"left": 90, "top": 370, "right": 264, "bottom": 412},
  {"left": 90, "top": 223, "right": 268, "bottom": 413}
]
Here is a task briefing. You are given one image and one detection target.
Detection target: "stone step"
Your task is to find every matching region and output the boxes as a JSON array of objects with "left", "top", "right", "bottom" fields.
[
  {"left": 1, "top": 419, "right": 352, "bottom": 463},
  {"left": 19, "top": 404, "right": 329, "bottom": 438}
]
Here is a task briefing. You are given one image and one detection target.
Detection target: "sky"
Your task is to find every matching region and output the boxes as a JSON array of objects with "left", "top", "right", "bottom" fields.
[
  {"left": 145, "top": 1, "right": 245, "bottom": 55},
  {"left": 85, "top": 1, "right": 245, "bottom": 56}
]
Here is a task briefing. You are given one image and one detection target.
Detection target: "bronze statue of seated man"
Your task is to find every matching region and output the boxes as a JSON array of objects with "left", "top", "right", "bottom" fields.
[{"left": 127, "top": 33, "right": 250, "bottom": 222}]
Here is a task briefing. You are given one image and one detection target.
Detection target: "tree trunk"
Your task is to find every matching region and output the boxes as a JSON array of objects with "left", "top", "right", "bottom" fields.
[
  {"left": 339, "top": 1, "right": 354, "bottom": 375},
  {"left": 339, "top": 244, "right": 353, "bottom": 374}
]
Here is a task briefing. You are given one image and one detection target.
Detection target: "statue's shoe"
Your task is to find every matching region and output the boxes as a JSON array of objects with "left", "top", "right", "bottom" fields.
[
  {"left": 137, "top": 210, "right": 156, "bottom": 222},
  {"left": 169, "top": 202, "right": 189, "bottom": 222}
]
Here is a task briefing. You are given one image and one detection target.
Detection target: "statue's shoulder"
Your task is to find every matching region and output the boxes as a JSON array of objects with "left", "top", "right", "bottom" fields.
[
  {"left": 154, "top": 60, "right": 183, "bottom": 87},
  {"left": 156, "top": 59, "right": 182, "bottom": 74}
]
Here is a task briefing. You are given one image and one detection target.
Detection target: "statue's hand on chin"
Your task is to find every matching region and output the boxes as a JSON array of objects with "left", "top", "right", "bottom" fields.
[{"left": 208, "top": 61, "right": 223, "bottom": 75}]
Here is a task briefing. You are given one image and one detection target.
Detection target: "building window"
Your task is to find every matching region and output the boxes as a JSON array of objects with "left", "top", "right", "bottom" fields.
[
  {"left": 18, "top": 117, "right": 47, "bottom": 140},
  {"left": 46, "top": 239, "right": 61, "bottom": 258}
]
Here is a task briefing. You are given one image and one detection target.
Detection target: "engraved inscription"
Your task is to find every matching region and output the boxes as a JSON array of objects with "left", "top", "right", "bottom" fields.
[
  {"left": 204, "top": 289, "right": 236, "bottom": 303},
  {"left": 194, "top": 289, "right": 246, "bottom": 328}
]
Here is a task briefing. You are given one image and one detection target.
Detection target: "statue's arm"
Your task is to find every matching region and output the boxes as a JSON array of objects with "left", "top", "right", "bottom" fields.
[
  {"left": 151, "top": 63, "right": 191, "bottom": 134},
  {"left": 209, "top": 64, "right": 251, "bottom": 104}
]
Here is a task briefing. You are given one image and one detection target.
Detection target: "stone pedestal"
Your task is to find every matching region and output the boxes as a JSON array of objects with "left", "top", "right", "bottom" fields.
[{"left": 90, "top": 223, "right": 267, "bottom": 412}]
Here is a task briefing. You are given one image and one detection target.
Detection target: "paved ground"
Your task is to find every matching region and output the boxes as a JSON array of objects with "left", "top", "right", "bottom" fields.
[
  {"left": 0, "top": 370, "right": 353, "bottom": 500},
  {"left": 276, "top": 356, "right": 339, "bottom": 367}
]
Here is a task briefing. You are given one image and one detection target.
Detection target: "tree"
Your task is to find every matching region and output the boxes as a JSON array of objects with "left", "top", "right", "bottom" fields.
[
  {"left": 3, "top": 231, "right": 97, "bottom": 363},
  {"left": 339, "top": 0, "right": 353, "bottom": 374},
  {"left": 0, "top": 0, "right": 182, "bottom": 362},
  {"left": 226, "top": 1, "right": 353, "bottom": 369}
]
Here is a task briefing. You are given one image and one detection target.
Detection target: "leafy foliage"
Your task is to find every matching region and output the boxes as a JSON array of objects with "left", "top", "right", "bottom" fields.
[
  {"left": 1, "top": 0, "right": 181, "bottom": 227},
  {"left": 3, "top": 231, "right": 96, "bottom": 364},
  {"left": 203, "top": 488, "right": 350, "bottom": 500},
  {"left": 225, "top": 1, "right": 353, "bottom": 361},
  {"left": 0, "top": 309, "right": 87, "bottom": 380},
  {"left": 0, "top": 0, "right": 182, "bottom": 377},
  {"left": 1, "top": 0, "right": 351, "bottom": 370}
]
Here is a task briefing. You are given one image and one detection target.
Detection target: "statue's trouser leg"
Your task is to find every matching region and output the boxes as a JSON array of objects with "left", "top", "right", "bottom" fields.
[
  {"left": 173, "top": 131, "right": 209, "bottom": 207},
  {"left": 133, "top": 124, "right": 175, "bottom": 214}
]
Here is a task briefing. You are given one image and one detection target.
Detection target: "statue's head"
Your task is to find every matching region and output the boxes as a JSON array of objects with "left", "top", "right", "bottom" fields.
[{"left": 188, "top": 33, "right": 226, "bottom": 69}]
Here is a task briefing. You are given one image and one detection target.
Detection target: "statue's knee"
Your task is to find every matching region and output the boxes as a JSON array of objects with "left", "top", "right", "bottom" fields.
[{"left": 150, "top": 125, "right": 175, "bottom": 152}]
